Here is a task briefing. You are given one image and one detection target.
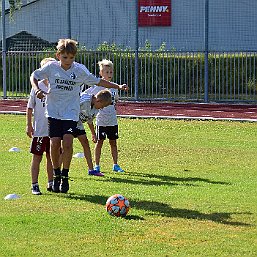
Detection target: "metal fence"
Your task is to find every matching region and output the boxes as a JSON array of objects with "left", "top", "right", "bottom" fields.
[
  {"left": 1, "top": 50, "right": 257, "bottom": 102},
  {"left": 1, "top": 1, "right": 257, "bottom": 102}
]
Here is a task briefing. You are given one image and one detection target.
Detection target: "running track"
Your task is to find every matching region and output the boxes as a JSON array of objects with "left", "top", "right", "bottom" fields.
[{"left": 1, "top": 99, "right": 257, "bottom": 122}]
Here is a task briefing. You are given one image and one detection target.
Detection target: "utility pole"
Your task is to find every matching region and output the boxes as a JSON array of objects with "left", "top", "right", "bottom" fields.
[{"left": 2, "top": 0, "right": 7, "bottom": 99}]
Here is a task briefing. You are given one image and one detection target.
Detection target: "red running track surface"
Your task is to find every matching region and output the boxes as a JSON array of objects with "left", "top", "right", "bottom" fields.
[{"left": 1, "top": 99, "right": 257, "bottom": 121}]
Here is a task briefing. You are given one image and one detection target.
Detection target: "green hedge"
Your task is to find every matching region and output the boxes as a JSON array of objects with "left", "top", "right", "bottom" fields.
[{"left": 1, "top": 51, "right": 256, "bottom": 100}]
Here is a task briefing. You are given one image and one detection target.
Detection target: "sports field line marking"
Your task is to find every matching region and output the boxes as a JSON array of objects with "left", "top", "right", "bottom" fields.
[
  {"left": 0, "top": 111, "right": 25, "bottom": 115},
  {"left": 117, "top": 114, "right": 257, "bottom": 122},
  {"left": 1, "top": 110, "right": 257, "bottom": 122},
  {"left": 149, "top": 113, "right": 160, "bottom": 115}
]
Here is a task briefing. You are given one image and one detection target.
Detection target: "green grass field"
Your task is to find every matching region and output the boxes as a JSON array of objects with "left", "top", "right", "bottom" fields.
[{"left": 0, "top": 115, "right": 256, "bottom": 257}]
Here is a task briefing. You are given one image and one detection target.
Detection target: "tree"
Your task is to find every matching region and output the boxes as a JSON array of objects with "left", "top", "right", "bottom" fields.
[{"left": 8, "top": 0, "right": 22, "bottom": 18}]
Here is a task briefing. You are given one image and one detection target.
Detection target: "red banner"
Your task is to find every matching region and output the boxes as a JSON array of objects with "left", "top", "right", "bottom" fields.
[{"left": 138, "top": 0, "right": 172, "bottom": 27}]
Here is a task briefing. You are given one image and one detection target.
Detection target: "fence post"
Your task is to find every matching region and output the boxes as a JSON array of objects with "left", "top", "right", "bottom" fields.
[
  {"left": 1, "top": 0, "right": 7, "bottom": 99},
  {"left": 67, "top": 0, "right": 71, "bottom": 38},
  {"left": 204, "top": 0, "right": 209, "bottom": 102},
  {"left": 134, "top": 0, "right": 139, "bottom": 100}
]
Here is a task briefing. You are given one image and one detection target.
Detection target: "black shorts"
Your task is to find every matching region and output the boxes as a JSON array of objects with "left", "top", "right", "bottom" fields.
[
  {"left": 73, "top": 128, "right": 86, "bottom": 138},
  {"left": 48, "top": 117, "right": 77, "bottom": 138},
  {"left": 96, "top": 125, "right": 119, "bottom": 140},
  {"left": 30, "top": 137, "right": 50, "bottom": 155}
]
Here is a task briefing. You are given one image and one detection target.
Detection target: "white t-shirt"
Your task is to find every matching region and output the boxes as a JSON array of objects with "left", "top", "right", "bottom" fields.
[
  {"left": 85, "top": 85, "right": 118, "bottom": 126},
  {"left": 27, "top": 80, "right": 49, "bottom": 137},
  {"left": 32, "top": 61, "right": 100, "bottom": 121},
  {"left": 79, "top": 92, "right": 99, "bottom": 124}
]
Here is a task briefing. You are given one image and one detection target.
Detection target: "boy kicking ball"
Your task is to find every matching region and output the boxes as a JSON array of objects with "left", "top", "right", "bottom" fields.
[{"left": 30, "top": 39, "right": 128, "bottom": 194}]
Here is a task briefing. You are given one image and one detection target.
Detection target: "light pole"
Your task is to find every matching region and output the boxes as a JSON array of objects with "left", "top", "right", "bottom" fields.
[
  {"left": 2, "top": 0, "right": 7, "bottom": 99},
  {"left": 204, "top": 0, "right": 209, "bottom": 102},
  {"left": 135, "top": 0, "right": 139, "bottom": 100}
]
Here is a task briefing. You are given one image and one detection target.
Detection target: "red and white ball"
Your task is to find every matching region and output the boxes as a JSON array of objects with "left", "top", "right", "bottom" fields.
[{"left": 106, "top": 194, "right": 130, "bottom": 217}]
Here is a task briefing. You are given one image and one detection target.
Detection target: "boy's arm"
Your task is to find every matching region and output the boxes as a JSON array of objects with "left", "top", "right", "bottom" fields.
[
  {"left": 87, "top": 122, "right": 97, "bottom": 143},
  {"left": 97, "top": 79, "right": 129, "bottom": 91},
  {"left": 26, "top": 108, "right": 34, "bottom": 138},
  {"left": 30, "top": 74, "right": 45, "bottom": 99}
]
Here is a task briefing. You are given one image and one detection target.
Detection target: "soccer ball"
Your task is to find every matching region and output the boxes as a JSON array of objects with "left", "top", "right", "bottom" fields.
[{"left": 106, "top": 194, "right": 130, "bottom": 217}]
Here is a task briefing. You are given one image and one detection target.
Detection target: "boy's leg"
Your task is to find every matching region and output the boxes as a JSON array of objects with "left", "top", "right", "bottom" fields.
[
  {"left": 50, "top": 137, "right": 62, "bottom": 169},
  {"left": 50, "top": 137, "right": 62, "bottom": 192},
  {"left": 77, "top": 135, "right": 94, "bottom": 170},
  {"left": 107, "top": 125, "right": 124, "bottom": 173},
  {"left": 109, "top": 139, "right": 124, "bottom": 172},
  {"left": 94, "top": 139, "right": 104, "bottom": 167},
  {"left": 48, "top": 118, "right": 77, "bottom": 193},
  {"left": 59, "top": 134, "right": 74, "bottom": 193},
  {"left": 86, "top": 139, "right": 104, "bottom": 176},
  {"left": 30, "top": 137, "right": 46, "bottom": 195},
  {"left": 94, "top": 125, "right": 106, "bottom": 172},
  {"left": 62, "top": 134, "right": 74, "bottom": 169},
  {"left": 79, "top": 137, "right": 103, "bottom": 176},
  {"left": 31, "top": 154, "right": 43, "bottom": 184},
  {"left": 31, "top": 154, "right": 43, "bottom": 195},
  {"left": 45, "top": 152, "right": 53, "bottom": 191},
  {"left": 109, "top": 139, "right": 118, "bottom": 165}
]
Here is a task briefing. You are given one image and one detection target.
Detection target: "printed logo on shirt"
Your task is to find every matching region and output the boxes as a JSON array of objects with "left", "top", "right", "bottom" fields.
[
  {"left": 55, "top": 78, "right": 75, "bottom": 91},
  {"left": 56, "top": 85, "right": 73, "bottom": 91},
  {"left": 67, "top": 128, "right": 73, "bottom": 133},
  {"left": 55, "top": 73, "right": 61, "bottom": 77},
  {"left": 70, "top": 72, "right": 76, "bottom": 79}
]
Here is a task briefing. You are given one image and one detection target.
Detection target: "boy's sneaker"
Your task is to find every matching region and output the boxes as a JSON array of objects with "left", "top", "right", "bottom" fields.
[
  {"left": 47, "top": 181, "right": 53, "bottom": 192},
  {"left": 94, "top": 165, "right": 101, "bottom": 172},
  {"left": 88, "top": 169, "right": 104, "bottom": 176},
  {"left": 52, "top": 173, "right": 61, "bottom": 193},
  {"left": 60, "top": 176, "right": 69, "bottom": 193},
  {"left": 113, "top": 164, "right": 124, "bottom": 173},
  {"left": 32, "top": 184, "right": 42, "bottom": 195}
]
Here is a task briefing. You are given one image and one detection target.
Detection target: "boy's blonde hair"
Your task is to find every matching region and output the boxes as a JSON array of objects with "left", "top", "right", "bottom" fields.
[
  {"left": 56, "top": 39, "right": 78, "bottom": 55},
  {"left": 40, "top": 57, "right": 56, "bottom": 67},
  {"left": 95, "top": 89, "right": 112, "bottom": 105},
  {"left": 98, "top": 59, "right": 113, "bottom": 71}
]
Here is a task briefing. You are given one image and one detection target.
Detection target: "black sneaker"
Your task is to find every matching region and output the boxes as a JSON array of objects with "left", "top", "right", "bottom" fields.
[
  {"left": 60, "top": 176, "right": 69, "bottom": 193},
  {"left": 47, "top": 181, "right": 53, "bottom": 192},
  {"left": 52, "top": 175, "right": 61, "bottom": 193},
  {"left": 32, "top": 184, "right": 42, "bottom": 195}
]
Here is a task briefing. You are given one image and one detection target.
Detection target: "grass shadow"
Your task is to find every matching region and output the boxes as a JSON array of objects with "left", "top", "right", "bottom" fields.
[
  {"left": 61, "top": 193, "right": 144, "bottom": 220},
  {"left": 71, "top": 170, "right": 230, "bottom": 188},
  {"left": 61, "top": 193, "right": 251, "bottom": 226},
  {"left": 102, "top": 176, "right": 197, "bottom": 187},
  {"left": 128, "top": 171, "right": 231, "bottom": 185},
  {"left": 133, "top": 200, "right": 252, "bottom": 226},
  {"left": 71, "top": 174, "right": 198, "bottom": 187}
]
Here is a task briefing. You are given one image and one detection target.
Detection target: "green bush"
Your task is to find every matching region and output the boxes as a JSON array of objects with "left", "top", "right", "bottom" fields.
[{"left": 0, "top": 44, "right": 256, "bottom": 101}]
